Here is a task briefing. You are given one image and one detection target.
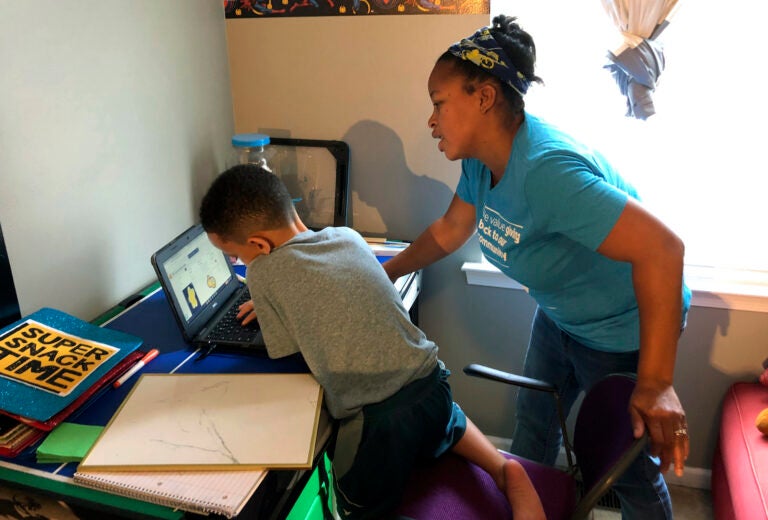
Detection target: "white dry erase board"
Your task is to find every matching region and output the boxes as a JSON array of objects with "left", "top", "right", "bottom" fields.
[{"left": 77, "top": 373, "right": 323, "bottom": 471}]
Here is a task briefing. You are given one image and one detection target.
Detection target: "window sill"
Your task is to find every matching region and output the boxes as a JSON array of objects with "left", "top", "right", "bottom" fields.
[{"left": 461, "top": 262, "right": 768, "bottom": 313}]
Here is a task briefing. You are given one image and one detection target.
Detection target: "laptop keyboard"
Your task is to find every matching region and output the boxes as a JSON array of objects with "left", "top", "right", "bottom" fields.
[{"left": 208, "top": 291, "right": 261, "bottom": 343}]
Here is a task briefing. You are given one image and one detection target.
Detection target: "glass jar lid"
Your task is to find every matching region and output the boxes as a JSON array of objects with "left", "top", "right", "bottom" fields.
[{"left": 231, "top": 133, "right": 270, "bottom": 148}]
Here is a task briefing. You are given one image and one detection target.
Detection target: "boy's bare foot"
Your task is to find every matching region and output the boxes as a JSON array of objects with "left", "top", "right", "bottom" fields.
[{"left": 502, "top": 458, "right": 546, "bottom": 520}]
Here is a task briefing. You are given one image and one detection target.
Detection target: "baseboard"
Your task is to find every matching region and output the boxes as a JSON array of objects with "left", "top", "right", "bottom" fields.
[
  {"left": 664, "top": 467, "right": 712, "bottom": 490},
  {"left": 486, "top": 435, "right": 712, "bottom": 490}
]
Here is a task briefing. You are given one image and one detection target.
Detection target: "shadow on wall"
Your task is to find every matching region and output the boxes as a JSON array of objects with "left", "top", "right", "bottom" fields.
[
  {"left": 684, "top": 293, "right": 768, "bottom": 382},
  {"left": 343, "top": 120, "right": 454, "bottom": 241}
]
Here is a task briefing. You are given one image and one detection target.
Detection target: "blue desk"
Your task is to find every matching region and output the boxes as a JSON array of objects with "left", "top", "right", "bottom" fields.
[
  {"left": 0, "top": 286, "right": 320, "bottom": 519},
  {"left": 0, "top": 267, "right": 421, "bottom": 519}
]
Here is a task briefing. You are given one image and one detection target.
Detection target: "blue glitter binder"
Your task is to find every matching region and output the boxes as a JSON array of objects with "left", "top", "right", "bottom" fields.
[{"left": 0, "top": 307, "right": 143, "bottom": 422}]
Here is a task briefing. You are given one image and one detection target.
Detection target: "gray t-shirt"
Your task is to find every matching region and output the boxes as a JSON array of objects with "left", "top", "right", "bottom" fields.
[{"left": 245, "top": 227, "right": 437, "bottom": 419}]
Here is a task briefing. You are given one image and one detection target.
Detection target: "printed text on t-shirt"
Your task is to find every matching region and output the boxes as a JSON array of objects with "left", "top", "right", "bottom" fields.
[{"left": 477, "top": 207, "right": 523, "bottom": 264}]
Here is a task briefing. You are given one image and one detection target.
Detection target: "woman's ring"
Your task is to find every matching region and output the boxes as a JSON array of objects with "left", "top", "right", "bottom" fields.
[{"left": 674, "top": 427, "right": 688, "bottom": 437}]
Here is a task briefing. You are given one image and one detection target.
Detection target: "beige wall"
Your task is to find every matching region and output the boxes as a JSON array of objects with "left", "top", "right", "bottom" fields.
[{"left": 226, "top": 15, "right": 486, "bottom": 239}]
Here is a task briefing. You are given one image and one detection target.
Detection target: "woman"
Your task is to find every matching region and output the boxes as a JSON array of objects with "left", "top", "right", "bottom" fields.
[{"left": 383, "top": 14, "right": 690, "bottom": 519}]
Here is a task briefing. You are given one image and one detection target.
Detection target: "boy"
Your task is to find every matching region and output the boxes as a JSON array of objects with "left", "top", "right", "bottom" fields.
[{"left": 199, "top": 164, "right": 544, "bottom": 520}]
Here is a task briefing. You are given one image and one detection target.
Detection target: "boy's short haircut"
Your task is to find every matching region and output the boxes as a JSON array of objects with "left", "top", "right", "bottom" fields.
[{"left": 199, "top": 165, "right": 296, "bottom": 241}]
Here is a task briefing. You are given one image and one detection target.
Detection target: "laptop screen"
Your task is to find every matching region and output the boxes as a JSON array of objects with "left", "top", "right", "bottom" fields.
[
  {"left": 152, "top": 225, "right": 240, "bottom": 339},
  {"left": 162, "top": 231, "right": 234, "bottom": 323}
]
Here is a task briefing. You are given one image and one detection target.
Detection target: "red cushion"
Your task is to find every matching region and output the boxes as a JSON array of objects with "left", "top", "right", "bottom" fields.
[{"left": 713, "top": 382, "right": 768, "bottom": 520}]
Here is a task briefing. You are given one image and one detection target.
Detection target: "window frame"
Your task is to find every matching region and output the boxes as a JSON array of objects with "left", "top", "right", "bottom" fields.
[{"left": 462, "top": 260, "right": 768, "bottom": 312}]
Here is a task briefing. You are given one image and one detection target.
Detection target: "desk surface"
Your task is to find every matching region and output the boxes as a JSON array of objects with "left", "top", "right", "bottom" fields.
[
  {"left": 0, "top": 292, "right": 313, "bottom": 520},
  {"left": 0, "top": 267, "right": 420, "bottom": 519}
]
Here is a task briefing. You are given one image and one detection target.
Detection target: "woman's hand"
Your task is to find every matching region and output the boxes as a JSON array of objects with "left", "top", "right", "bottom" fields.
[
  {"left": 237, "top": 300, "right": 258, "bottom": 326},
  {"left": 629, "top": 379, "right": 689, "bottom": 477}
]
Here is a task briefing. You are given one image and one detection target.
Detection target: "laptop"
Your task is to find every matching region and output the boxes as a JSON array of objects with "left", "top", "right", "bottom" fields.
[
  {"left": 151, "top": 224, "right": 265, "bottom": 353},
  {"left": 151, "top": 138, "right": 350, "bottom": 355}
]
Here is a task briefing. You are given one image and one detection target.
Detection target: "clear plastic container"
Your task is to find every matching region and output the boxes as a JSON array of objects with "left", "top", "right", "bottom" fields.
[{"left": 229, "top": 133, "right": 273, "bottom": 172}]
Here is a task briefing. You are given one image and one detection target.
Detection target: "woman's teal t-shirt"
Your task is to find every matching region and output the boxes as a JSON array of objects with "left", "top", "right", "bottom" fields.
[{"left": 456, "top": 113, "right": 690, "bottom": 352}]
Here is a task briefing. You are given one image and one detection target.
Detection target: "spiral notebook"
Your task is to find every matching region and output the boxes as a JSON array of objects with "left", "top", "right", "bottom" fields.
[{"left": 73, "top": 468, "right": 267, "bottom": 518}]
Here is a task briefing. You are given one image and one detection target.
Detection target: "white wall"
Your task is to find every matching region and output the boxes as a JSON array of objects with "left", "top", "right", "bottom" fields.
[{"left": 0, "top": 1, "right": 235, "bottom": 321}]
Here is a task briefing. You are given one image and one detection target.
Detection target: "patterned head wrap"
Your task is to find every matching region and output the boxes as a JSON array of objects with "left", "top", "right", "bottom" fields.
[{"left": 448, "top": 27, "right": 530, "bottom": 97}]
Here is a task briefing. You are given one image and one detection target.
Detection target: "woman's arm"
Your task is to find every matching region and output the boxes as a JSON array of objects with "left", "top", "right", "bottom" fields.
[
  {"left": 597, "top": 197, "right": 689, "bottom": 477},
  {"left": 383, "top": 194, "right": 477, "bottom": 282}
]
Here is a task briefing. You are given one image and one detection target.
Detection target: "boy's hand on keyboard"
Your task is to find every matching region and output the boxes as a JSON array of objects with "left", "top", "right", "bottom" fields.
[{"left": 237, "top": 300, "right": 258, "bottom": 326}]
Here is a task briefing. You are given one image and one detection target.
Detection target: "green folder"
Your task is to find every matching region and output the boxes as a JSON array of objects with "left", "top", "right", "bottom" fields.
[{"left": 36, "top": 423, "right": 103, "bottom": 464}]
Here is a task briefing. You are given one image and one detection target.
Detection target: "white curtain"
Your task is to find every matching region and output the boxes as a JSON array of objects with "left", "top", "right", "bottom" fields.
[{"left": 601, "top": 0, "right": 681, "bottom": 119}]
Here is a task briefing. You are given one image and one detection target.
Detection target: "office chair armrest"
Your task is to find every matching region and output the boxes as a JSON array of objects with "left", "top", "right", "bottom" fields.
[
  {"left": 464, "top": 363, "right": 557, "bottom": 394},
  {"left": 463, "top": 363, "right": 576, "bottom": 470}
]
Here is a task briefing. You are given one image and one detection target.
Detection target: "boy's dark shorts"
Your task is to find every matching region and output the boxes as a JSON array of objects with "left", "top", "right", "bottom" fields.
[{"left": 330, "top": 364, "right": 467, "bottom": 520}]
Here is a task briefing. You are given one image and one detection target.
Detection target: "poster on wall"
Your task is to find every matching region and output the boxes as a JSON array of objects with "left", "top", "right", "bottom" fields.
[{"left": 224, "top": 0, "right": 489, "bottom": 17}]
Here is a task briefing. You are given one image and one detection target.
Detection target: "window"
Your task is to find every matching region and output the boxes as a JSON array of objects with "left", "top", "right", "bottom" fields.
[{"left": 469, "top": 2, "right": 768, "bottom": 309}]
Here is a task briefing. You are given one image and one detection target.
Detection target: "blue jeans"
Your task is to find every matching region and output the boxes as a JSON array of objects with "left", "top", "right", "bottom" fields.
[{"left": 511, "top": 308, "right": 673, "bottom": 520}]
